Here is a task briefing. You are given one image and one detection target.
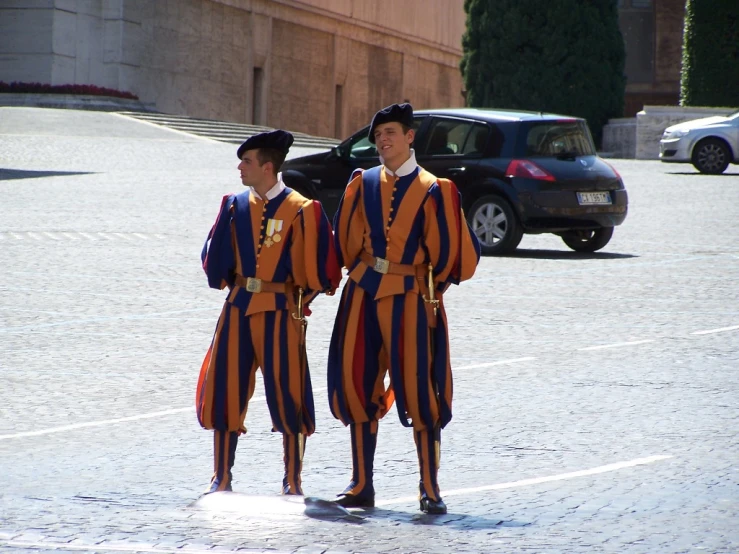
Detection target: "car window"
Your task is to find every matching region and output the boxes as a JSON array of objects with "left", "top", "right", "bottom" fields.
[
  {"left": 520, "top": 120, "right": 596, "bottom": 157},
  {"left": 461, "top": 124, "right": 491, "bottom": 156},
  {"left": 348, "top": 132, "right": 377, "bottom": 159},
  {"left": 421, "top": 118, "right": 475, "bottom": 156},
  {"left": 346, "top": 117, "right": 425, "bottom": 159}
]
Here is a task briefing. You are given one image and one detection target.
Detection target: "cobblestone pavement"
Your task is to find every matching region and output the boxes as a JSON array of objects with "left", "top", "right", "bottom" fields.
[{"left": 1, "top": 107, "right": 737, "bottom": 553}]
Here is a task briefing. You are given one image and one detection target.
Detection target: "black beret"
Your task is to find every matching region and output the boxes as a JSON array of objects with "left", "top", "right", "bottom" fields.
[
  {"left": 368, "top": 103, "right": 414, "bottom": 144},
  {"left": 237, "top": 129, "right": 294, "bottom": 159}
]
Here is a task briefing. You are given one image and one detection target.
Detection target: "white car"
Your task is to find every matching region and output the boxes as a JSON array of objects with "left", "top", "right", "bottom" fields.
[{"left": 659, "top": 110, "right": 739, "bottom": 174}]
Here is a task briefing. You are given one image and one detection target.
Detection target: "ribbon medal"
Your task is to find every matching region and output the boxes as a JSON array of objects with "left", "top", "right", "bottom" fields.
[{"left": 265, "top": 219, "right": 284, "bottom": 246}]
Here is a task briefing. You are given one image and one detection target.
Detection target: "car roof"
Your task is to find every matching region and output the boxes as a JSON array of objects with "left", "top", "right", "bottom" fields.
[{"left": 415, "top": 107, "right": 582, "bottom": 123}]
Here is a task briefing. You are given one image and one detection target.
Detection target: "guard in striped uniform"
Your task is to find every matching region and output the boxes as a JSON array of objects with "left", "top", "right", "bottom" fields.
[
  {"left": 328, "top": 104, "right": 481, "bottom": 514},
  {"left": 197, "top": 130, "right": 341, "bottom": 496}
]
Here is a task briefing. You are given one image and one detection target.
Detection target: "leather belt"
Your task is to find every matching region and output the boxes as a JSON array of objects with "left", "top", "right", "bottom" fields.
[
  {"left": 234, "top": 275, "right": 290, "bottom": 294},
  {"left": 359, "top": 251, "right": 423, "bottom": 277}
]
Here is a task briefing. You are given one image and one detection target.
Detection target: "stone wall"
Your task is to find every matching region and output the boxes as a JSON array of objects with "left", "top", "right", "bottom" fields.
[
  {"left": 621, "top": 0, "right": 685, "bottom": 116},
  {"left": 635, "top": 105, "right": 736, "bottom": 159},
  {"left": 601, "top": 105, "right": 737, "bottom": 159},
  {"left": 0, "top": 0, "right": 465, "bottom": 138},
  {"left": 653, "top": 0, "right": 684, "bottom": 87},
  {"left": 601, "top": 118, "right": 637, "bottom": 159},
  {"left": 0, "top": 0, "right": 108, "bottom": 86}
]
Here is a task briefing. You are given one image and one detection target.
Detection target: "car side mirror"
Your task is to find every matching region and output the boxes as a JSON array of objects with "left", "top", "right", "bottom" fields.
[{"left": 328, "top": 146, "right": 339, "bottom": 160}]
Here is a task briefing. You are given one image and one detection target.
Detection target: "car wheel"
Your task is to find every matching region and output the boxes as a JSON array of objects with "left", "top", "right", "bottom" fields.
[
  {"left": 691, "top": 138, "right": 731, "bottom": 174},
  {"left": 467, "top": 194, "right": 523, "bottom": 255},
  {"left": 561, "top": 227, "right": 614, "bottom": 253}
]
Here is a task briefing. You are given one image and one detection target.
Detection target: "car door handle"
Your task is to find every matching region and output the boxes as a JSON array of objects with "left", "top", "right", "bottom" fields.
[{"left": 448, "top": 167, "right": 466, "bottom": 173}]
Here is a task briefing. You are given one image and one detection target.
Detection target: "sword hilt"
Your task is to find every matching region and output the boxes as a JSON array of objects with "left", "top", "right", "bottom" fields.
[
  {"left": 292, "top": 287, "right": 306, "bottom": 322},
  {"left": 422, "top": 263, "right": 439, "bottom": 317}
]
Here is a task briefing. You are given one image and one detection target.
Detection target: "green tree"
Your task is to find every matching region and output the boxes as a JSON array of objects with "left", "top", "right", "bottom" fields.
[
  {"left": 460, "top": 0, "right": 626, "bottom": 146},
  {"left": 681, "top": 0, "right": 739, "bottom": 107}
]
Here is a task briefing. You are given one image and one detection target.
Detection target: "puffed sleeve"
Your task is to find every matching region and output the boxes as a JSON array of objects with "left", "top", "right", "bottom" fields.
[
  {"left": 333, "top": 170, "right": 365, "bottom": 270},
  {"left": 201, "top": 194, "right": 236, "bottom": 290},
  {"left": 424, "top": 179, "right": 481, "bottom": 291},
  {"left": 290, "top": 199, "right": 342, "bottom": 305}
]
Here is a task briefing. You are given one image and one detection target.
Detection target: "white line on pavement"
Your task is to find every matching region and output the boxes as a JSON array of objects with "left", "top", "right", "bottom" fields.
[
  {"left": 577, "top": 339, "right": 655, "bottom": 351},
  {"left": 375, "top": 454, "right": 674, "bottom": 506},
  {"left": 0, "top": 408, "right": 194, "bottom": 440},
  {"left": 0, "top": 455, "right": 675, "bottom": 552},
  {"left": 692, "top": 324, "right": 739, "bottom": 335},
  {"left": 455, "top": 357, "right": 537, "bottom": 370},
  {"left": 0, "top": 388, "right": 329, "bottom": 441}
]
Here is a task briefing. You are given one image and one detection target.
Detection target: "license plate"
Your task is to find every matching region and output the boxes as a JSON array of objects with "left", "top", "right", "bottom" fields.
[{"left": 577, "top": 191, "right": 612, "bottom": 205}]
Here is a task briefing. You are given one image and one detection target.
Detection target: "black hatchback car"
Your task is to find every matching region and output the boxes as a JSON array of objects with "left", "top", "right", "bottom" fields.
[{"left": 281, "top": 108, "right": 628, "bottom": 255}]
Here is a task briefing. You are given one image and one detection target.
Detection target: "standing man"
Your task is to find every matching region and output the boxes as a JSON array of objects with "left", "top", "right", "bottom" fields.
[
  {"left": 328, "top": 104, "right": 481, "bottom": 514},
  {"left": 197, "top": 130, "right": 341, "bottom": 496}
]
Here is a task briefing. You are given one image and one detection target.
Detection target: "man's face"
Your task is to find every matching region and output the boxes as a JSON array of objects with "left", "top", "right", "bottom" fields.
[
  {"left": 237, "top": 150, "right": 269, "bottom": 187},
  {"left": 373, "top": 122, "right": 414, "bottom": 163}
]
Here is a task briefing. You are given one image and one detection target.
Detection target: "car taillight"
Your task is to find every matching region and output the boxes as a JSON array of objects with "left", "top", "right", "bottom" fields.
[
  {"left": 602, "top": 160, "right": 622, "bottom": 179},
  {"left": 505, "top": 159, "right": 556, "bottom": 181}
]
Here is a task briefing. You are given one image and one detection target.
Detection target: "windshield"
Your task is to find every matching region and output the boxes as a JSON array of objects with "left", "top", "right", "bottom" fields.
[{"left": 518, "top": 120, "right": 596, "bottom": 157}]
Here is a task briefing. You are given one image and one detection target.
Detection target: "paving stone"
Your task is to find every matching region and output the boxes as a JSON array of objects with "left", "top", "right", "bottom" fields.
[{"left": 0, "top": 107, "right": 738, "bottom": 553}]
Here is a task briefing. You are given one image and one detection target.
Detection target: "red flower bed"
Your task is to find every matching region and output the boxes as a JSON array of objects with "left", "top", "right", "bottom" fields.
[{"left": 0, "top": 82, "right": 138, "bottom": 100}]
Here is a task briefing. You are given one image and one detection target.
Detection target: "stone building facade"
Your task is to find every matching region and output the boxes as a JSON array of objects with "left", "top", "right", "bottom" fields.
[
  {"left": 2, "top": 0, "right": 688, "bottom": 133},
  {"left": 0, "top": 0, "right": 466, "bottom": 138},
  {"left": 619, "top": 0, "right": 684, "bottom": 116}
]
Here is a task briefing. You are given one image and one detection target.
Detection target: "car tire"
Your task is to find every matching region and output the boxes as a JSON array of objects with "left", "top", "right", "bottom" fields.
[
  {"left": 691, "top": 138, "right": 731, "bottom": 174},
  {"left": 467, "top": 194, "right": 523, "bottom": 255},
  {"left": 561, "top": 227, "right": 614, "bottom": 253}
]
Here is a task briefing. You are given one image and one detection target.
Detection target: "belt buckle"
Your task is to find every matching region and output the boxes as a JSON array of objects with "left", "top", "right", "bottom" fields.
[
  {"left": 245, "top": 277, "right": 262, "bottom": 293},
  {"left": 373, "top": 257, "right": 390, "bottom": 275}
]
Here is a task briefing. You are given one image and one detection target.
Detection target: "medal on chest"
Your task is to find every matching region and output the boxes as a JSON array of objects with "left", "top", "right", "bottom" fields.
[{"left": 264, "top": 218, "right": 284, "bottom": 247}]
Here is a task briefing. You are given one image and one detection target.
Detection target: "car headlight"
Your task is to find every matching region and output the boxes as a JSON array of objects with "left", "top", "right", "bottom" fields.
[{"left": 662, "top": 129, "right": 689, "bottom": 139}]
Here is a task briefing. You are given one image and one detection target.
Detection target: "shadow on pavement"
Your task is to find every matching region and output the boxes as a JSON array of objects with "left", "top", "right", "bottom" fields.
[
  {"left": 507, "top": 249, "right": 638, "bottom": 260},
  {"left": 343, "top": 506, "right": 519, "bottom": 530},
  {"left": 664, "top": 171, "right": 739, "bottom": 176},
  {"left": 0, "top": 168, "right": 95, "bottom": 181}
]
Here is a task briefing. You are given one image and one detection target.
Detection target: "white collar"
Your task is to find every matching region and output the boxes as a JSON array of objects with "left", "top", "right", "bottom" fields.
[
  {"left": 251, "top": 172, "right": 286, "bottom": 200},
  {"left": 382, "top": 149, "right": 418, "bottom": 177}
]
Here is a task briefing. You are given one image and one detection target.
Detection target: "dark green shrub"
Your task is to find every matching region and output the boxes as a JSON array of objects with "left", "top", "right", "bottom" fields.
[
  {"left": 681, "top": 0, "right": 739, "bottom": 107},
  {"left": 460, "top": 0, "right": 626, "bottom": 146}
]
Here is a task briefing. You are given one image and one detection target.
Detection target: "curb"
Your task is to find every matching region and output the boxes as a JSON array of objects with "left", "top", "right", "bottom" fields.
[
  {"left": 1, "top": 94, "right": 339, "bottom": 149},
  {"left": 0, "top": 93, "right": 157, "bottom": 112}
]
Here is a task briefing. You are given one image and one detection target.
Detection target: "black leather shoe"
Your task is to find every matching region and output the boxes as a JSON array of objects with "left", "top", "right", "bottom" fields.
[
  {"left": 334, "top": 493, "right": 375, "bottom": 508},
  {"left": 419, "top": 497, "right": 447, "bottom": 514}
]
